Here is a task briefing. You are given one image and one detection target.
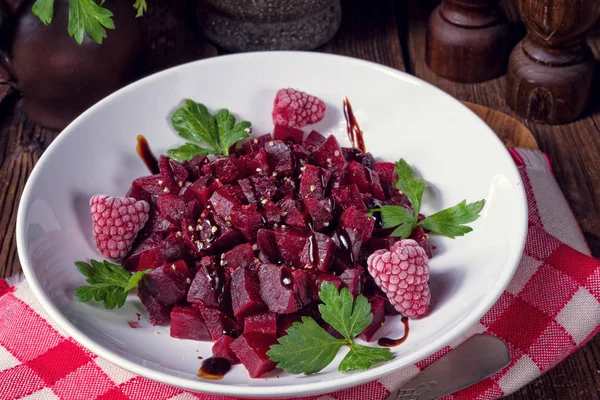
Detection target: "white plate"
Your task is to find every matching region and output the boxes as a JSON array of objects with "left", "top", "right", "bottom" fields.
[{"left": 16, "top": 52, "right": 527, "bottom": 398}]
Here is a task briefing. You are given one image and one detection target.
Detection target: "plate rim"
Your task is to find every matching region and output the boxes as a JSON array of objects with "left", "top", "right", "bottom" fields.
[{"left": 16, "top": 51, "right": 528, "bottom": 398}]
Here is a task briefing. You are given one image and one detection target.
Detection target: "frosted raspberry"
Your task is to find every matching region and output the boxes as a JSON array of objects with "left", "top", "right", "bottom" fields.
[
  {"left": 367, "top": 239, "right": 431, "bottom": 319},
  {"left": 272, "top": 88, "right": 326, "bottom": 128},
  {"left": 90, "top": 194, "right": 150, "bottom": 260}
]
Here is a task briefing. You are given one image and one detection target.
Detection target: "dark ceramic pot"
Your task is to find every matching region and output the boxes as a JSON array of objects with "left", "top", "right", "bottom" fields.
[
  {"left": 0, "top": 0, "right": 142, "bottom": 130},
  {"left": 198, "top": 0, "right": 342, "bottom": 52}
]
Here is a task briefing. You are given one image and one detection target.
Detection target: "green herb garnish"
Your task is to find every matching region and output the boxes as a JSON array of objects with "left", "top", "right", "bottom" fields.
[
  {"left": 74, "top": 259, "right": 150, "bottom": 309},
  {"left": 167, "top": 100, "right": 252, "bottom": 161},
  {"left": 267, "top": 282, "right": 393, "bottom": 374},
  {"left": 369, "top": 159, "right": 485, "bottom": 239}
]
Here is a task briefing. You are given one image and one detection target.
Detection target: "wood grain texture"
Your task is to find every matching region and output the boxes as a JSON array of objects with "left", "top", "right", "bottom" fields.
[{"left": 406, "top": 1, "right": 600, "bottom": 398}]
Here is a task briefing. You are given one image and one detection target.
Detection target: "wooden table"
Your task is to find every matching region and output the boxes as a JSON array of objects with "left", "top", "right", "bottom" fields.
[{"left": 1, "top": 0, "right": 599, "bottom": 398}]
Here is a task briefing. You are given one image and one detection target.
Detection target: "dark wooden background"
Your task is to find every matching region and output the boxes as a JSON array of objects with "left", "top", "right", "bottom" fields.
[{"left": 1, "top": 0, "right": 599, "bottom": 398}]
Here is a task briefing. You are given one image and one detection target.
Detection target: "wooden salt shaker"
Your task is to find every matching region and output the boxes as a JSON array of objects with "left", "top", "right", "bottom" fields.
[
  {"left": 426, "top": 0, "right": 510, "bottom": 83},
  {"left": 506, "top": 0, "right": 600, "bottom": 124}
]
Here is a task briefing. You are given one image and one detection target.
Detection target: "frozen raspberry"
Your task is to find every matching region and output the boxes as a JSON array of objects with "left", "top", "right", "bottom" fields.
[
  {"left": 90, "top": 194, "right": 150, "bottom": 260},
  {"left": 367, "top": 239, "right": 430, "bottom": 318},
  {"left": 272, "top": 88, "right": 326, "bottom": 128}
]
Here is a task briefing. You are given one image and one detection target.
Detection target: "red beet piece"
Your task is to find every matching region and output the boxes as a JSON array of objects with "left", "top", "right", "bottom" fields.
[
  {"left": 133, "top": 232, "right": 188, "bottom": 271},
  {"left": 247, "top": 148, "right": 272, "bottom": 175},
  {"left": 299, "top": 165, "right": 328, "bottom": 200},
  {"left": 231, "top": 267, "right": 264, "bottom": 318},
  {"left": 195, "top": 304, "right": 241, "bottom": 340},
  {"left": 169, "top": 158, "right": 189, "bottom": 185},
  {"left": 231, "top": 205, "right": 264, "bottom": 241},
  {"left": 258, "top": 263, "right": 299, "bottom": 314},
  {"left": 264, "top": 140, "right": 294, "bottom": 176},
  {"left": 409, "top": 226, "right": 433, "bottom": 258},
  {"left": 250, "top": 173, "right": 278, "bottom": 200},
  {"left": 230, "top": 333, "right": 278, "bottom": 378},
  {"left": 312, "top": 135, "right": 347, "bottom": 171},
  {"left": 272, "top": 228, "right": 306, "bottom": 267},
  {"left": 373, "top": 162, "right": 397, "bottom": 189},
  {"left": 187, "top": 257, "right": 229, "bottom": 309},
  {"left": 127, "top": 174, "right": 171, "bottom": 203},
  {"left": 291, "top": 268, "right": 312, "bottom": 306},
  {"left": 170, "top": 305, "right": 212, "bottom": 341},
  {"left": 212, "top": 157, "right": 239, "bottom": 183},
  {"left": 158, "top": 156, "right": 179, "bottom": 191},
  {"left": 262, "top": 200, "right": 282, "bottom": 224},
  {"left": 289, "top": 144, "right": 314, "bottom": 170},
  {"left": 341, "top": 148, "right": 374, "bottom": 169},
  {"left": 276, "top": 314, "right": 302, "bottom": 337},
  {"left": 244, "top": 312, "right": 277, "bottom": 336},
  {"left": 311, "top": 272, "right": 343, "bottom": 300},
  {"left": 339, "top": 267, "right": 364, "bottom": 297},
  {"left": 209, "top": 188, "right": 241, "bottom": 218},
  {"left": 224, "top": 243, "right": 255, "bottom": 269},
  {"left": 143, "top": 208, "right": 177, "bottom": 235},
  {"left": 212, "top": 335, "right": 240, "bottom": 364},
  {"left": 300, "top": 231, "right": 335, "bottom": 271},
  {"left": 238, "top": 178, "right": 256, "bottom": 203},
  {"left": 256, "top": 229, "right": 279, "bottom": 264},
  {"left": 303, "top": 197, "right": 333, "bottom": 232},
  {"left": 304, "top": 130, "right": 327, "bottom": 152},
  {"left": 156, "top": 194, "right": 191, "bottom": 225},
  {"left": 340, "top": 206, "right": 375, "bottom": 242},
  {"left": 183, "top": 155, "right": 209, "bottom": 181},
  {"left": 185, "top": 175, "right": 218, "bottom": 206},
  {"left": 137, "top": 283, "right": 171, "bottom": 325},
  {"left": 347, "top": 161, "right": 385, "bottom": 200},
  {"left": 197, "top": 215, "right": 242, "bottom": 252},
  {"left": 383, "top": 187, "right": 409, "bottom": 207},
  {"left": 139, "top": 260, "right": 191, "bottom": 306},
  {"left": 358, "top": 296, "right": 386, "bottom": 341},
  {"left": 331, "top": 184, "right": 367, "bottom": 213},
  {"left": 334, "top": 227, "right": 363, "bottom": 266},
  {"left": 243, "top": 134, "right": 273, "bottom": 154},
  {"left": 123, "top": 234, "right": 163, "bottom": 272},
  {"left": 273, "top": 125, "right": 303, "bottom": 144},
  {"left": 278, "top": 197, "right": 307, "bottom": 230}
]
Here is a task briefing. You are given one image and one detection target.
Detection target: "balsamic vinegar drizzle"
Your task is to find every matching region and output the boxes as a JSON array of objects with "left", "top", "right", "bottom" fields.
[
  {"left": 378, "top": 317, "right": 410, "bottom": 347},
  {"left": 136, "top": 135, "right": 160, "bottom": 175},
  {"left": 342, "top": 97, "right": 366, "bottom": 153},
  {"left": 197, "top": 357, "right": 232, "bottom": 380}
]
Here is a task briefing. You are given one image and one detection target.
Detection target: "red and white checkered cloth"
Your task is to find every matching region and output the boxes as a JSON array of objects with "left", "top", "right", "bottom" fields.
[{"left": 1, "top": 148, "right": 599, "bottom": 400}]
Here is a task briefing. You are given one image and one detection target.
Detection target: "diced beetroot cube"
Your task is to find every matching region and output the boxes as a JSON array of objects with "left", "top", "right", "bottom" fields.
[
  {"left": 304, "top": 130, "right": 326, "bottom": 151},
  {"left": 339, "top": 267, "right": 364, "bottom": 297},
  {"left": 169, "top": 158, "right": 189, "bottom": 186},
  {"left": 221, "top": 183, "right": 247, "bottom": 204},
  {"left": 231, "top": 267, "right": 264, "bottom": 317},
  {"left": 329, "top": 169, "right": 349, "bottom": 189},
  {"left": 210, "top": 215, "right": 243, "bottom": 252},
  {"left": 201, "top": 163, "right": 212, "bottom": 175},
  {"left": 276, "top": 314, "right": 302, "bottom": 337},
  {"left": 195, "top": 304, "right": 241, "bottom": 340},
  {"left": 212, "top": 157, "right": 239, "bottom": 183},
  {"left": 170, "top": 305, "right": 212, "bottom": 341},
  {"left": 299, "top": 165, "right": 329, "bottom": 200},
  {"left": 334, "top": 228, "right": 363, "bottom": 266},
  {"left": 127, "top": 174, "right": 170, "bottom": 203},
  {"left": 373, "top": 162, "right": 397, "bottom": 189},
  {"left": 238, "top": 178, "right": 256, "bottom": 203},
  {"left": 158, "top": 156, "right": 178, "bottom": 190},
  {"left": 244, "top": 312, "right": 277, "bottom": 336},
  {"left": 183, "top": 155, "right": 209, "bottom": 181},
  {"left": 383, "top": 187, "right": 409, "bottom": 206},
  {"left": 212, "top": 335, "right": 240, "bottom": 364},
  {"left": 181, "top": 217, "right": 203, "bottom": 257},
  {"left": 230, "top": 333, "right": 278, "bottom": 378},
  {"left": 142, "top": 208, "right": 178, "bottom": 235},
  {"left": 273, "top": 125, "right": 303, "bottom": 144},
  {"left": 243, "top": 134, "right": 273, "bottom": 154},
  {"left": 224, "top": 243, "right": 255, "bottom": 269},
  {"left": 123, "top": 234, "right": 163, "bottom": 272},
  {"left": 311, "top": 272, "right": 343, "bottom": 300},
  {"left": 258, "top": 263, "right": 299, "bottom": 314},
  {"left": 137, "top": 283, "right": 171, "bottom": 325},
  {"left": 250, "top": 173, "right": 278, "bottom": 200},
  {"left": 300, "top": 232, "right": 335, "bottom": 271},
  {"left": 303, "top": 197, "right": 333, "bottom": 232},
  {"left": 187, "top": 257, "right": 229, "bottom": 309},
  {"left": 231, "top": 205, "right": 264, "bottom": 241},
  {"left": 278, "top": 197, "right": 307, "bottom": 230},
  {"left": 358, "top": 296, "right": 386, "bottom": 341},
  {"left": 247, "top": 148, "right": 272, "bottom": 175},
  {"left": 134, "top": 232, "right": 188, "bottom": 272},
  {"left": 139, "top": 260, "right": 191, "bottom": 306},
  {"left": 291, "top": 268, "right": 312, "bottom": 307},
  {"left": 340, "top": 206, "right": 375, "bottom": 242},
  {"left": 347, "top": 161, "right": 385, "bottom": 200},
  {"left": 256, "top": 229, "right": 279, "bottom": 264},
  {"left": 265, "top": 140, "right": 294, "bottom": 176},
  {"left": 313, "top": 136, "right": 347, "bottom": 171},
  {"left": 156, "top": 194, "right": 190, "bottom": 225},
  {"left": 209, "top": 188, "right": 240, "bottom": 218},
  {"left": 275, "top": 177, "right": 297, "bottom": 199},
  {"left": 409, "top": 226, "right": 433, "bottom": 258},
  {"left": 273, "top": 228, "right": 306, "bottom": 267},
  {"left": 186, "top": 175, "right": 218, "bottom": 206},
  {"left": 262, "top": 200, "right": 282, "bottom": 224},
  {"left": 331, "top": 184, "right": 367, "bottom": 213},
  {"left": 288, "top": 144, "right": 314, "bottom": 170}
]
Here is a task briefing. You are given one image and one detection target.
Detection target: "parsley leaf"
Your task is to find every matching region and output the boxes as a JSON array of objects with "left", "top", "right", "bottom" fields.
[
  {"left": 268, "top": 282, "right": 393, "bottom": 375},
  {"left": 68, "top": 0, "right": 115, "bottom": 45},
  {"left": 395, "top": 159, "right": 426, "bottom": 218},
  {"left": 32, "top": 0, "right": 54, "bottom": 25},
  {"left": 133, "top": 0, "right": 147, "bottom": 17},
  {"left": 74, "top": 259, "right": 150, "bottom": 309},
  {"left": 169, "top": 100, "right": 251, "bottom": 161},
  {"left": 419, "top": 199, "right": 486, "bottom": 238},
  {"left": 267, "top": 317, "right": 346, "bottom": 375},
  {"left": 318, "top": 283, "right": 372, "bottom": 340},
  {"left": 339, "top": 344, "right": 394, "bottom": 372}
]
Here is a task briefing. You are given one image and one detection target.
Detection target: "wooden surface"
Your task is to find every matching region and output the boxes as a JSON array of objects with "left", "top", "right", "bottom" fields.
[{"left": 0, "top": 0, "right": 599, "bottom": 398}]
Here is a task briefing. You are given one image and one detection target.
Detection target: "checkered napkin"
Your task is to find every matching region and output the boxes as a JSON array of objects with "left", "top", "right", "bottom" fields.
[{"left": 1, "top": 148, "right": 599, "bottom": 400}]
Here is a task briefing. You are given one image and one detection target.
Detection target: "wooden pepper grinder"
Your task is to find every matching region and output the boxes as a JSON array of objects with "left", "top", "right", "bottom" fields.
[
  {"left": 506, "top": 0, "right": 600, "bottom": 124},
  {"left": 426, "top": 0, "right": 510, "bottom": 83}
]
